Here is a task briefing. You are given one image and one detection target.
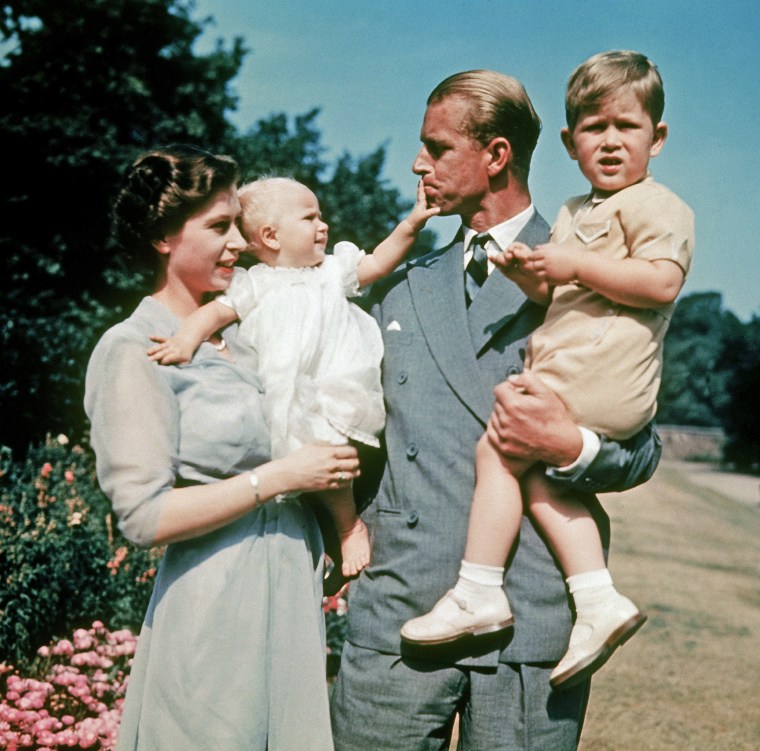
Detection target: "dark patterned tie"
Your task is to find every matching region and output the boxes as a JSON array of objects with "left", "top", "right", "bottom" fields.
[{"left": 464, "top": 233, "right": 489, "bottom": 307}]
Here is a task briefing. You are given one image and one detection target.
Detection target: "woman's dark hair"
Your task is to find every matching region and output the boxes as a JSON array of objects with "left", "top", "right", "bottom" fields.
[{"left": 111, "top": 144, "right": 239, "bottom": 276}]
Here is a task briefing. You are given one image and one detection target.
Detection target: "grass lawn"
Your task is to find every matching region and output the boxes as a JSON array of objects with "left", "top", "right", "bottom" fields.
[{"left": 578, "top": 461, "right": 760, "bottom": 750}]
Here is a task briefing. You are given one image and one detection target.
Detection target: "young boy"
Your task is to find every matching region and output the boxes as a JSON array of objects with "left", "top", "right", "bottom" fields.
[{"left": 401, "top": 51, "right": 695, "bottom": 690}]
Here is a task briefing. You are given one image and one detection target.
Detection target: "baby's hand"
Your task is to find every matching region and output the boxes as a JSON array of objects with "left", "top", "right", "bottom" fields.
[
  {"left": 489, "top": 242, "right": 537, "bottom": 280},
  {"left": 147, "top": 335, "right": 196, "bottom": 365},
  {"left": 405, "top": 180, "right": 440, "bottom": 232}
]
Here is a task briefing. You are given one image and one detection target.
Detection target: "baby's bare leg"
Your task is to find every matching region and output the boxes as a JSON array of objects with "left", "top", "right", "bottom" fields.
[
  {"left": 317, "top": 486, "right": 370, "bottom": 578},
  {"left": 463, "top": 433, "right": 533, "bottom": 566}
]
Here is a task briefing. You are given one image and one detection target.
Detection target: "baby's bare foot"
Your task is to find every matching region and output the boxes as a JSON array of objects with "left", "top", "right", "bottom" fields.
[{"left": 339, "top": 519, "right": 370, "bottom": 578}]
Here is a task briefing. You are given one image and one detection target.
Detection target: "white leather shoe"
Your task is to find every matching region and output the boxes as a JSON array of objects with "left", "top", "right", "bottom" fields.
[
  {"left": 400, "top": 590, "right": 514, "bottom": 645},
  {"left": 550, "top": 594, "right": 646, "bottom": 690}
]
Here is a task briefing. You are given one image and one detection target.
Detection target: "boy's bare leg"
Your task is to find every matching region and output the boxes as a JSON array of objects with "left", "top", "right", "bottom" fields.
[
  {"left": 522, "top": 468, "right": 606, "bottom": 575},
  {"left": 317, "top": 486, "right": 370, "bottom": 578},
  {"left": 523, "top": 469, "right": 646, "bottom": 690},
  {"left": 463, "top": 433, "right": 533, "bottom": 565}
]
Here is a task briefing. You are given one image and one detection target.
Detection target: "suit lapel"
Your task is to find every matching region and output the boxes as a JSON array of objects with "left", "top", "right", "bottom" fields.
[
  {"left": 407, "top": 239, "right": 495, "bottom": 424},
  {"left": 467, "top": 211, "right": 550, "bottom": 355}
]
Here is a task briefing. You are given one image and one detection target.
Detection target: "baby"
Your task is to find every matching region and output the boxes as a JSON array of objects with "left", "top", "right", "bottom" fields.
[
  {"left": 402, "top": 51, "right": 694, "bottom": 691},
  {"left": 149, "top": 177, "right": 438, "bottom": 581}
]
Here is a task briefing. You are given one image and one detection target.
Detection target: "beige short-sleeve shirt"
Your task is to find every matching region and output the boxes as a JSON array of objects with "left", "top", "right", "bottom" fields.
[{"left": 526, "top": 177, "right": 695, "bottom": 439}]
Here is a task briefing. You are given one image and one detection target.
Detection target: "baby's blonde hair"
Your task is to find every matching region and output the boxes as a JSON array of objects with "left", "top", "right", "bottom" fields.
[
  {"left": 238, "top": 176, "right": 302, "bottom": 248},
  {"left": 565, "top": 51, "right": 665, "bottom": 129}
]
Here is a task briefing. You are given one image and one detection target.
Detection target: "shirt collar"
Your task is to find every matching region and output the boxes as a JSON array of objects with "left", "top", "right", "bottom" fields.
[{"left": 463, "top": 204, "right": 535, "bottom": 255}]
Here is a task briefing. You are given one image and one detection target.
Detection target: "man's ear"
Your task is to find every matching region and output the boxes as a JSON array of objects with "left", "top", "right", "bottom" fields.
[
  {"left": 486, "top": 137, "right": 511, "bottom": 177},
  {"left": 561, "top": 128, "right": 577, "bottom": 160},
  {"left": 258, "top": 225, "right": 280, "bottom": 251},
  {"left": 650, "top": 122, "right": 668, "bottom": 157}
]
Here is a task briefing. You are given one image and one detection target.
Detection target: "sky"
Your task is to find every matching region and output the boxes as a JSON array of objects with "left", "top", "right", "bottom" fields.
[{"left": 194, "top": 0, "right": 759, "bottom": 321}]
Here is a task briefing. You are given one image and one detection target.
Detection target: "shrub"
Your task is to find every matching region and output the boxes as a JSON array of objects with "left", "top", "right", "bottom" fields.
[{"left": 0, "top": 436, "right": 161, "bottom": 669}]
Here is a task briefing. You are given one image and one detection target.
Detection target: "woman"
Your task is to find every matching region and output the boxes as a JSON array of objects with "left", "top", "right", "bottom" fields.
[{"left": 85, "top": 145, "right": 357, "bottom": 750}]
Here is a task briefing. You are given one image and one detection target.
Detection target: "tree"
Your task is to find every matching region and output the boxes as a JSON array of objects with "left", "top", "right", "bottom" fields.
[
  {"left": 720, "top": 315, "right": 760, "bottom": 470},
  {"left": 0, "top": 0, "right": 245, "bottom": 452},
  {"left": 657, "top": 292, "right": 743, "bottom": 426}
]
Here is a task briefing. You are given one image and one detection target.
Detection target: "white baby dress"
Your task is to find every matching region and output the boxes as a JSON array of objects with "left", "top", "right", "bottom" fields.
[{"left": 219, "top": 241, "right": 386, "bottom": 458}]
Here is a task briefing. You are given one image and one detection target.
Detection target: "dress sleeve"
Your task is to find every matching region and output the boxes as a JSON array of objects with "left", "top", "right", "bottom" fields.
[
  {"left": 622, "top": 187, "right": 695, "bottom": 276},
  {"left": 331, "top": 241, "right": 366, "bottom": 297},
  {"left": 84, "top": 330, "right": 178, "bottom": 547},
  {"left": 217, "top": 267, "right": 257, "bottom": 318}
]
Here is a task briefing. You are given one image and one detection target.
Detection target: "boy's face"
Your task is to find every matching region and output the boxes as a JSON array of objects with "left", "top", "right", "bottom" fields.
[
  {"left": 273, "top": 183, "right": 329, "bottom": 268},
  {"left": 561, "top": 90, "right": 667, "bottom": 196}
]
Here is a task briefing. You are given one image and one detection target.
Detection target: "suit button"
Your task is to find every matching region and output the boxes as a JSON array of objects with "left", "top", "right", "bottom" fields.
[
  {"left": 406, "top": 510, "right": 419, "bottom": 527},
  {"left": 397, "top": 371, "right": 408, "bottom": 384},
  {"left": 506, "top": 366, "right": 520, "bottom": 376},
  {"left": 406, "top": 443, "right": 419, "bottom": 459}
]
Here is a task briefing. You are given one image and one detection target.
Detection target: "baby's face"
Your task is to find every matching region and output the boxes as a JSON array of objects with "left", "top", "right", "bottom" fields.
[
  {"left": 274, "top": 183, "right": 329, "bottom": 268},
  {"left": 562, "top": 90, "right": 667, "bottom": 196}
]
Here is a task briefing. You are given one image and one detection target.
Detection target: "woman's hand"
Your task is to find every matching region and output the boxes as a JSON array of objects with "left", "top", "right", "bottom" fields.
[{"left": 277, "top": 443, "right": 361, "bottom": 494}]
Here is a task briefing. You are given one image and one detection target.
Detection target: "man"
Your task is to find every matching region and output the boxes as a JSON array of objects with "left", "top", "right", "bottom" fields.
[{"left": 331, "top": 70, "right": 659, "bottom": 750}]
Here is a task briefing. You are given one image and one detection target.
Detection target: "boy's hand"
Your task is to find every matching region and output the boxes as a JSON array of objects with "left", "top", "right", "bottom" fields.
[
  {"left": 489, "top": 241, "right": 535, "bottom": 279},
  {"left": 147, "top": 335, "right": 195, "bottom": 365},
  {"left": 404, "top": 181, "right": 440, "bottom": 233},
  {"left": 527, "top": 243, "right": 581, "bottom": 285}
]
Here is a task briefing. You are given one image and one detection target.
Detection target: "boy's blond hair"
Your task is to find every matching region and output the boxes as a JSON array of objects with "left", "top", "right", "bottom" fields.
[{"left": 565, "top": 51, "right": 665, "bottom": 129}]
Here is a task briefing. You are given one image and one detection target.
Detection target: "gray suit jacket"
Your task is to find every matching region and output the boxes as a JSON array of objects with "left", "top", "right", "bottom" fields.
[{"left": 347, "top": 211, "right": 660, "bottom": 665}]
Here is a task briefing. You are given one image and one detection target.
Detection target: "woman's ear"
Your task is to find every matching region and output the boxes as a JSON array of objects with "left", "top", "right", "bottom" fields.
[
  {"left": 486, "top": 137, "right": 512, "bottom": 177},
  {"left": 152, "top": 238, "right": 172, "bottom": 255},
  {"left": 561, "top": 128, "right": 577, "bottom": 160}
]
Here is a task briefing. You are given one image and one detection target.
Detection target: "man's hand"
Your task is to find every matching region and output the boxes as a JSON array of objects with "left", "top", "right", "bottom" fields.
[{"left": 486, "top": 370, "right": 583, "bottom": 467}]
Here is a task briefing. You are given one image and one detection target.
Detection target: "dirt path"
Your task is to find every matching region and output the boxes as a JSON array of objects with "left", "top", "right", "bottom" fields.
[
  {"left": 579, "top": 461, "right": 760, "bottom": 750},
  {"left": 661, "top": 460, "right": 760, "bottom": 508}
]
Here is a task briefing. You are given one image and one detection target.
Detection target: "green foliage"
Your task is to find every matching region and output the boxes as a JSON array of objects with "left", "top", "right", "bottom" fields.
[
  {"left": 658, "top": 292, "right": 744, "bottom": 427},
  {"left": 0, "top": 436, "right": 161, "bottom": 669},
  {"left": 720, "top": 315, "right": 760, "bottom": 470}
]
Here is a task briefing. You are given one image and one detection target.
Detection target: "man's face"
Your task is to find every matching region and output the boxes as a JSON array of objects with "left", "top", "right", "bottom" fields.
[{"left": 413, "top": 96, "right": 491, "bottom": 219}]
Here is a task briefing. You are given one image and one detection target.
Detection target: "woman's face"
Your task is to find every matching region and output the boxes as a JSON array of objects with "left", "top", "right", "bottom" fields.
[{"left": 156, "top": 186, "right": 246, "bottom": 302}]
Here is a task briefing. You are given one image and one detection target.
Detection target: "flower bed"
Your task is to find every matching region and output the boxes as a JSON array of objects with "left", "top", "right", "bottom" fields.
[{"left": 0, "top": 622, "right": 137, "bottom": 750}]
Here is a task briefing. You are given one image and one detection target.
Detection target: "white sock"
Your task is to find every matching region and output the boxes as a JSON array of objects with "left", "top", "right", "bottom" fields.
[
  {"left": 567, "top": 568, "right": 617, "bottom": 616},
  {"left": 453, "top": 560, "right": 505, "bottom": 603}
]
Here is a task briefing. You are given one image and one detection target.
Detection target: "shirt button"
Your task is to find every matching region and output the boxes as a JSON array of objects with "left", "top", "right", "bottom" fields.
[
  {"left": 397, "top": 371, "right": 408, "bottom": 384},
  {"left": 506, "top": 366, "right": 520, "bottom": 377},
  {"left": 406, "top": 511, "right": 419, "bottom": 527},
  {"left": 406, "top": 443, "right": 419, "bottom": 459}
]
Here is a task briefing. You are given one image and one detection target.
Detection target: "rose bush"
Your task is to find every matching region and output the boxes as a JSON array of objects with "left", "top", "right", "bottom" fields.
[{"left": 0, "top": 621, "right": 136, "bottom": 750}]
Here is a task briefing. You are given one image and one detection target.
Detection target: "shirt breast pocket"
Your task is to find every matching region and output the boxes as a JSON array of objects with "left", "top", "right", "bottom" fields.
[{"left": 575, "top": 220, "right": 612, "bottom": 245}]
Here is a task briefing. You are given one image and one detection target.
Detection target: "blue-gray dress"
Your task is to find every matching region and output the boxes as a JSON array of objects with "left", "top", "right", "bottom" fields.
[{"left": 85, "top": 297, "right": 333, "bottom": 751}]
